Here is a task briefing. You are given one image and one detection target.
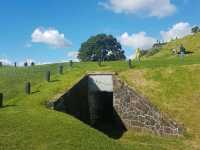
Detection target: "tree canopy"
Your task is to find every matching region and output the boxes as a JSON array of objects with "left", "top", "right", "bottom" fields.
[
  {"left": 78, "top": 34, "right": 126, "bottom": 61},
  {"left": 192, "top": 26, "right": 200, "bottom": 33}
]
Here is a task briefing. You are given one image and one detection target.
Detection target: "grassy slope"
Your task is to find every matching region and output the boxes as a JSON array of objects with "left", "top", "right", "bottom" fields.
[
  {"left": 120, "top": 33, "right": 200, "bottom": 149},
  {"left": 0, "top": 59, "right": 199, "bottom": 150},
  {"left": 151, "top": 32, "right": 200, "bottom": 58},
  {"left": 0, "top": 61, "right": 194, "bottom": 150},
  {"left": 120, "top": 63, "right": 200, "bottom": 150},
  {"left": 0, "top": 33, "right": 200, "bottom": 150},
  {"left": 0, "top": 62, "right": 133, "bottom": 150}
]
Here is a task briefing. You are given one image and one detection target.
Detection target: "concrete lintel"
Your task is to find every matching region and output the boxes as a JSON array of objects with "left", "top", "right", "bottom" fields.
[{"left": 86, "top": 71, "right": 117, "bottom": 76}]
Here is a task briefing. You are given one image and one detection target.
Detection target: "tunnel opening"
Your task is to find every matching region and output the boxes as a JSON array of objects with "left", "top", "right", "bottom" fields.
[
  {"left": 53, "top": 73, "right": 182, "bottom": 137},
  {"left": 91, "top": 91, "right": 126, "bottom": 139},
  {"left": 92, "top": 91, "right": 114, "bottom": 124},
  {"left": 54, "top": 73, "right": 126, "bottom": 139}
]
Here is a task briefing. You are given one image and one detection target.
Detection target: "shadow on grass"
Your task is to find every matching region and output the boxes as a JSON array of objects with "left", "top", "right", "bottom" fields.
[
  {"left": 31, "top": 90, "right": 40, "bottom": 94},
  {"left": 93, "top": 109, "right": 127, "bottom": 139},
  {"left": 98, "top": 64, "right": 107, "bottom": 67},
  {"left": 177, "top": 51, "right": 194, "bottom": 54},
  {"left": 0, "top": 105, "right": 17, "bottom": 109},
  {"left": 50, "top": 79, "right": 60, "bottom": 83}
]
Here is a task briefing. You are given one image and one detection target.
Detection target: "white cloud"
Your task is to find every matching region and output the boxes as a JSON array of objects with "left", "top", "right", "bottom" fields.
[
  {"left": 128, "top": 53, "right": 136, "bottom": 60},
  {"left": 36, "top": 61, "right": 54, "bottom": 66},
  {"left": 160, "top": 22, "right": 192, "bottom": 42},
  {"left": 26, "top": 59, "right": 35, "bottom": 65},
  {"left": 66, "top": 51, "right": 79, "bottom": 61},
  {"left": 0, "top": 58, "right": 12, "bottom": 65},
  {"left": 61, "top": 59, "right": 80, "bottom": 62},
  {"left": 119, "top": 32, "right": 156, "bottom": 50},
  {"left": 99, "top": 0, "right": 176, "bottom": 17},
  {"left": 67, "top": 51, "right": 78, "bottom": 58},
  {"left": 31, "top": 27, "right": 72, "bottom": 48}
]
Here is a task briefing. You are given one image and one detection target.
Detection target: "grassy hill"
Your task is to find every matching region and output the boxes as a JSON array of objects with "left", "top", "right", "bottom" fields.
[
  {"left": 0, "top": 62, "right": 132, "bottom": 150},
  {"left": 149, "top": 32, "right": 200, "bottom": 58},
  {"left": 120, "top": 63, "right": 200, "bottom": 150},
  {"left": 118, "top": 33, "right": 200, "bottom": 149},
  {"left": 0, "top": 34, "right": 200, "bottom": 150}
]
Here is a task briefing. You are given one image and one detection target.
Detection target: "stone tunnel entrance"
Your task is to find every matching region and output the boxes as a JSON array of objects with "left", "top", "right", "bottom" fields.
[
  {"left": 93, "top": 91, "right": 113, "bottom": 123},
  {"left": 54, "top": 73, "right": 126, "bottom": 139},
  {"left": 90, "top": 91, "right": 113, "bottom": 125},
  {"left": 53, "top": 72, "right": 182, "bottom": 138}
]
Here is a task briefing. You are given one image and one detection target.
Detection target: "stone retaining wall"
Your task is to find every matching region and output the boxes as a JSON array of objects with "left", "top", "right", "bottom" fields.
[
  {"left": 53, "top": 73, "right": 183, "bottom": 137},
  {"left": 113, "top": 76, "right": 183, "bottom": 136}
]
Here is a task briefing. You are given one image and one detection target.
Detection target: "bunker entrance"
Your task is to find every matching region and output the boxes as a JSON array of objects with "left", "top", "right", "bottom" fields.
[
  {"left": 96, "top": 91, "right": 113, "bottom": 122},
  {"left": 53, "top": 73, "right": 183, "bottom": 137},
  {"left": 54, "top": 73, "right": 126, "bottom": 139},
  {"left": 90, "top": 91, "right": 126, "bottom": 138},
  {"left": 90, "top": 91, "right": 114, "bottom": 126}
]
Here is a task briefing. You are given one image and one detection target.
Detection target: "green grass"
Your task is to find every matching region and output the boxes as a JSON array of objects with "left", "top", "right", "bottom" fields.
[
  {"left": 0, "top": 48, "right": 200, "bottom": 149},
  {"left": 120, "top": 33, "right": 200, "bottom": 149},
  {"left": 150, "top": 32, "right": 200, "bottom": 58},
  {"left": 0, "top": 62, "right": 133, "bottom": 150},
  {"left": 0, "top": 59, "right": 198, "bottom": 150},
  {"left": 120, "top": 62, "right": 200, "bottom": 150},
  {"left": 0, "top": 64, "right": 61, "bottom": 100}
]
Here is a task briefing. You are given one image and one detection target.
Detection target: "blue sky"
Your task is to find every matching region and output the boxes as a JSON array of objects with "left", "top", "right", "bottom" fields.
[{"left": 0, "top": 0, "right": 199, "bottom": 64}]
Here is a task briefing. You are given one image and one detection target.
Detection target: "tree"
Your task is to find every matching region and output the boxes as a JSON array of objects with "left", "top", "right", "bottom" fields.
[
  {"left": 78, "top": 34, "right": 126, "bottom": 61},
  {"left": 192, "top": 26, "right": 200, "bottom": 33}
]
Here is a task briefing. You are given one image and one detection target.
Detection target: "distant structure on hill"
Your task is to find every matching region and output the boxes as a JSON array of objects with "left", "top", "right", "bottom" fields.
[
  {"left": 153, "top": 41, "right": 167, "bottom": 49},
  {"left": 140, "top": 40, "right": 167, "bottom": 57}
]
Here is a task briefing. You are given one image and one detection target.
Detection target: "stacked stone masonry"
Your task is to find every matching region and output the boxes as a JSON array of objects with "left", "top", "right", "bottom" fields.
[{"left": 113, "top": 76, "right": 183, "bottom": 136}]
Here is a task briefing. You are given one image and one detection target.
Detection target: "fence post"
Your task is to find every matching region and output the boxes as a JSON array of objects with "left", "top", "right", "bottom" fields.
[
  {"left": 70, "top": 60, "right": 73, "bottom": 67},
  {"left": 0, "top": 93, "right": 3, "bottom": 107},
  {"left": 59, "top": 65, "right": 63, "bottom": 75},
  {"left": 24, "top": 62, "right": 28, "bottom": 67},
  {"left": 25, "top": 82, "right": 31, "bottom": 95},
  {"left": 31, "top": 62, "right": 35, "bottom": 66},
  {"left": 46, "top": 71, "right": 51, "bottom": 82},
  {"left": 0, "top": 62, "right": 2, "bottom": 67},
  {"left": 128, "top": 59, "right": 132, "bottom": 68}
]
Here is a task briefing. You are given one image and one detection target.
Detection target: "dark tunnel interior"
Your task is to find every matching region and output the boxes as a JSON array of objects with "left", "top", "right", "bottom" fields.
[
  {"left": 91, "top": 91, "right": 126, "bottom": 139},
  {"left": 54, "top": 76, "right": 127, "bottom": 139}
]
